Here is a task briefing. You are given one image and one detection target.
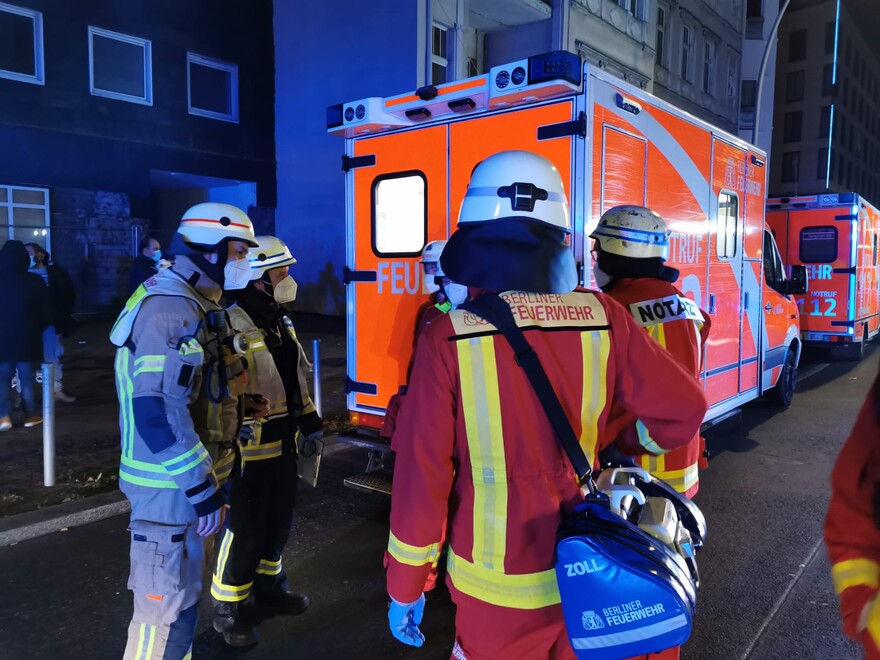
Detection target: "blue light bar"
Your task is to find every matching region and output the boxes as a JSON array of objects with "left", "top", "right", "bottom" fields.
[{"left": 528, "top": 51, "right": 582, "bottom": 87}]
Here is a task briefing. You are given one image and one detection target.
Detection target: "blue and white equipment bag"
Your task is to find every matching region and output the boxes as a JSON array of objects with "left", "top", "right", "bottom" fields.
[{"left": 555, "top": 501, "right": 697, "bottom": 659}]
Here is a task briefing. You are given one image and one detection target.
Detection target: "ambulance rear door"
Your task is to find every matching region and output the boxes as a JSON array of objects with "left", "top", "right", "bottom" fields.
[
  {"left": 447, "top": 99, "right": 578, "bottom": 258},
  {"left": 344, "top": 126, "right": 448, "bottom": 416},
  {"left": 781, "top": 203, "right": 854, "bottom": 340}
]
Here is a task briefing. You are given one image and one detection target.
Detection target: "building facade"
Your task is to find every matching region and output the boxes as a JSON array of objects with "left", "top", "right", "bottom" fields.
[
  {"left": 276, "top": 0, "right": 748, "bottom": 315},
  {"left": 0, "top": 0, "right": 275, "bottom": 311},
  {"left": 769, "top": 0, "right": 880, "bottom": 205}
]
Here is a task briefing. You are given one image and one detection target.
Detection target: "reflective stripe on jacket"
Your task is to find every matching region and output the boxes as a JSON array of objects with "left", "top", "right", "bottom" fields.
[
  {"left": 825, "top": 380, "right": 880, "bottom": 659},
  {"left": 604, "top": 278, "right": 710, "bottom": 497},
  {"left": 112, "top": 258, "right": 238, "bottom": 521},
  {"left": 386, "top": 289, "right": 708, "bottom": 608}
]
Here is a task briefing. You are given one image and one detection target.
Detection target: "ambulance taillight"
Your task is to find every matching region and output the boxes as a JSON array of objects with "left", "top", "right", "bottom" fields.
[{"left": 350, "top": 411, "right": 384, "bottom": 431}]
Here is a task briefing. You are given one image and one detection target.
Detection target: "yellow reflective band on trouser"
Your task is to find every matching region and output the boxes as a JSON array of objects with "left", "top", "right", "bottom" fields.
[
  {"left": 135, "top": 622, "right": 156, "bottom": 660},
  {"left": 580, "top": 331, "right": 610, "bottom": 462},
  {"left": 458, "top": 336, "right": 507, "bottom": 572},
  {"left": 387, "top": 531, "right": 441, "bottom": 567},
  {"left": 637, "top": 459, "right": 698, "bottom": 493},
  {"left": 212, "top": 529, "right": 252, "bottom": 602},
  {"left": 240, "top": 439, "right": 283, "bottom": 463},
  {"left": 446, "top": 548, "right": 560, "bottom": 610},
  {"left": 831, "top": 558, "right": 880, "bottom": 595},
  {"left": 182, "top": 650, "right": 192, "bottom": 660},
  {"left": 256, "top": 558, "right": 283, "bottom": 576}
]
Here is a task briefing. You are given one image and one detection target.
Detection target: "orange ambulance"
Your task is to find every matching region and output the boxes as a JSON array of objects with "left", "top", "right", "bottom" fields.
[
  {"left": 767, "top": 193, "right": 879, "bottom": 360},
  {"left": 328, "top": 51, "right": 807, "bottom": 492}
]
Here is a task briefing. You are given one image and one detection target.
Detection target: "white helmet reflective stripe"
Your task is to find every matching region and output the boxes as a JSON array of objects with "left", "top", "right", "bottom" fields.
[
  {"left": 248, "top": 235, "right": 297, "bottom": 280},
  {"left": 457, "top": 151, "right": 571, "bottom": 233},
  {"left": 421, "top": 239, "right": 447, "bottom": 277},
  {"left": 591, "top": 205, "right": 670, "bottom": 261},
  {"left": 177, "top": 202, "right": 258, "bottom": 248}
]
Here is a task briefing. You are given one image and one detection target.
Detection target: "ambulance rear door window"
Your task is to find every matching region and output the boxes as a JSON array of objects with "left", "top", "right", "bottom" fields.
[
  {"left": 799, "top": 226, "right": 837, "bottom": 263},
  {"left": 372, "top": 171, "right": 427, "bottom": 257}
]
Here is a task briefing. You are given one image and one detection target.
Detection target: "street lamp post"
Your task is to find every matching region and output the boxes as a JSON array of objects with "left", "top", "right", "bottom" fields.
[{"left": 752, "top": 0, "right": 792, "bottom": 146}]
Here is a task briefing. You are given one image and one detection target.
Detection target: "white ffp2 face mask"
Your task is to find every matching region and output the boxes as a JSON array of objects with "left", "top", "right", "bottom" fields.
[
  {"left": 223, "top": 257, "right": 252, "bottom": 290},
  {"left": 273, "top": 275, "right": 298, "bottom": 304},
  {"left": 445, "top": 283, "right": 468, "bottom": 308}
]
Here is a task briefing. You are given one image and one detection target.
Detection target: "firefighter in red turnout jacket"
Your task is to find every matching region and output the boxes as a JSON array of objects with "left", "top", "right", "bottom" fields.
[
  {"left": 211, "top": 236, "right": 321, "bottom": 646},
  {"left": 825, "top": 369, "right": 880, "bottom": 659},
  {"left": 384, "top": 150, "right": 708, "bottom": 659},
  {"left": 591, "top": 206, "right": 710, "bottom": 498}
]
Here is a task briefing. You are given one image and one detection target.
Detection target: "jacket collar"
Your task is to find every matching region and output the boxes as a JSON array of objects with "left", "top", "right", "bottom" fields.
[{"left": 170, "top": 255, "right": 223, "bottom": 304}]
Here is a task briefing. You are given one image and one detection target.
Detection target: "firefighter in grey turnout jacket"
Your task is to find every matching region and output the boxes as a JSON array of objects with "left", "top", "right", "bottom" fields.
[
  {"left": 211, "top": 235, "right": 323, "bottom": 646},
  {"left": 110, "top": 202, "right": 258, "bottom": 660}
]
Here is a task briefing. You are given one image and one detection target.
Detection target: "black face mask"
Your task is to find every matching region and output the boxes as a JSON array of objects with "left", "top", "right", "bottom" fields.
[{"left": 228, "top": 281, "right": 280, "bottom": 330}]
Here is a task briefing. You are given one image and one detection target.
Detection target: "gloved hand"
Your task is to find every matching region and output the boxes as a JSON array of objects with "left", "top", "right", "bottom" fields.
[
  {"left": 239, "top": 424, "right": 255, "bottom": 445},
  {"left": 298, "top": 430, "right": 323, "bottom": 458},
  {"left": 196, "top": 504, "right": 228, "bottom": 537},
  {"left": 388, "top": 594, "right": 425, "bottom": 647}
]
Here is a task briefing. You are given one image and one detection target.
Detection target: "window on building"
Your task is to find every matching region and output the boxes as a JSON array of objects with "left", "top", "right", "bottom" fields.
[
  {"left": 727, "top": 52, "right": 740, "bottom": 103},
  {"left": 747, "top": 0, "right": 762, "bottom": 19},
  {"left": 0, "top": 3, "right": 43, "bottom": 85},
  {"left": 781, "top": 151, "right": 800, "bottom": 182},
  {"left": 783, "top": 111, "right": 802, "bottom": 142},
  {"left": 786, "top": 70, "right": 804, "bottom": 102},
  {"left": 799, "top": 226, "right": 837, "bottom": 263},
  {"left": 822, "top": 63, "right": 835, "bottom": 96},
  {"left": 656, "top": 5, "right": 667, "bottom": 68},
  {"left": 680, "top": 24, "right": 694, "bottom": 82},
  {"left": 843, "top": 78, "right": 849, "bottom": 106},
  {"left": 819, "top": 105, "right": 831, "bottom": 138},
  {"left": 186, "top": 53, "right": 238, "bottom": 123},
  {"left": 88, "top": 27, "right": 152, "bottom": 105},
  {"left": 0, "top": 185, "right": 50, "bottom": 251},
  {"left": 818, "top": 147, "right": 829, "bottom": 180},
  {"left": 845, "top": 38, "right": 851, "bottom": 64},
  {"left": 838, "top": 153, "right": 845, "bottom": 184},
  {"left": 372, "top": 172, "right": 427, "bottom": 257},
  {"left": 702, "top": 40, "right": 716, "bottom": 95},
  {"left": 789, "top": 29, "right": 807, "bottom": 63},
  {"left": 740, "top": 79, "right": 756, "bottom": 110},
  {"left": 431, "top": 24, "right": 448, "bottom": 85},
  {"left": 717, "top": 192, "right": 739, "bottom": 260},
  {"left": 847, "top": 160, "right": 853, "bottom": 188},
  {"left": 824, "top": 21, "right": 835, "bottom": 55}
]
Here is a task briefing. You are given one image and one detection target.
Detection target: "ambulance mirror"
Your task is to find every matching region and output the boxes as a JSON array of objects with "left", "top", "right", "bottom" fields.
[{"left": 786, "top": 265, "right": 808, "bottom": 296}]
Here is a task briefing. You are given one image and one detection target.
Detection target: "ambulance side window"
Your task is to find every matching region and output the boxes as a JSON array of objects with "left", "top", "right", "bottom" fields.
[
  {"left": 799, "top": 226, "right": 837, "bottom": 263},
  {"left": 763, "top": 230, "right": 787, "bottom": 294},
  {"left": 372, "top": 172, "right": 427, "bottom": 257},
  {"left": 717, "top": 192, "right": 739, "bottom": 260}
]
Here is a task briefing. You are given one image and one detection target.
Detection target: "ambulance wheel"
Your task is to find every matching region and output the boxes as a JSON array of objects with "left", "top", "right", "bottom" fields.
[
  {"left": 769, "top": 348, "right": 797, "bottom": 408},
  {"left": 831, "top": 326, "right": 866, "bottom": 361}
]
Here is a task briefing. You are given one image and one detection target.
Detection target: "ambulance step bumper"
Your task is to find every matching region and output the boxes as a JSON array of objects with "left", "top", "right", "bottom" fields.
[{"left": 344, "top": 470, "right": 393, "bottom": 495}]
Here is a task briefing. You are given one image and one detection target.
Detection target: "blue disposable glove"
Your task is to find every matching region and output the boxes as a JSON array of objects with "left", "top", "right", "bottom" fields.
[
  {"left": 388, "top": 594, "right": 426, "bottom": 647},
  {"left": 239, "top": 424, "right": 255, "bottom": 444}
]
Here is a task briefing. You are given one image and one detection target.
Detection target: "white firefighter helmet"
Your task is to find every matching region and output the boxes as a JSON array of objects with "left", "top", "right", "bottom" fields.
[
  {"left": 421, "top": 239, "right": 447, "bottom": 277},
  {"left": 248, "top": 235, "right": 297, "bottom": 280},
  {"left": 176, "top": 202, "right": 258, "bottom": 249},
  {"left": 591, "top": 205, "right": 670, "bottom": 261},
  {"left": 456, "top": 150, "right": 570, "bottom": 233},
  {"left": 441, "top": 150, "right": 577, "bottom": 294}
]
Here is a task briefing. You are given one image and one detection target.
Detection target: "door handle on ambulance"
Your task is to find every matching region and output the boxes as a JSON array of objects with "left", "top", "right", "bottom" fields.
[
  {"left": 709, "top": 294, "right": 716, "bottom": 315},
  {"left": 764, "top": 303, "right": 772, "bottom": 312}
]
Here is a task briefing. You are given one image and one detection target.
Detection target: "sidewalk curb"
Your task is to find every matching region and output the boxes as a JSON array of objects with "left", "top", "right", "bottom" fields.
[
  {"left": 0, "top": 437, "right": 353, "bottom": 548},
  {"left": 0, "top": 491, "right": 130, "bottom": 548}
]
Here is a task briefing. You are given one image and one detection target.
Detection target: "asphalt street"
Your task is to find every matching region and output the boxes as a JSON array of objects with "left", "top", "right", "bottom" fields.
[{"left": 0, "top": 346, "right": 874, "bottom": 660}]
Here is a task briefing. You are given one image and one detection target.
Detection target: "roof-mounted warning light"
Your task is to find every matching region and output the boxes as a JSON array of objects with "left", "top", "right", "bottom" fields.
[
  {"left": 489, "top": 51, "right": 582, "bottom": 108},
  {"left": 528, "top": 50, "right": 582, "bottom": 86},
  {"left": 327, "top": 103, "right": 344, "bottom": 130}
]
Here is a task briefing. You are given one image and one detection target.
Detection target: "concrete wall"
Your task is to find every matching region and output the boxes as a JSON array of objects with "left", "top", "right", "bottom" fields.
[{"left": 274, "top": 0, "right": 421, "bottom": 315}]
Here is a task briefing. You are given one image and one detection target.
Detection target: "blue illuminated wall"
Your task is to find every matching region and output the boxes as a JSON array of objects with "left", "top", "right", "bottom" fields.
[{"left": 273, "top": 0, "right": 421, "bottom": 315}]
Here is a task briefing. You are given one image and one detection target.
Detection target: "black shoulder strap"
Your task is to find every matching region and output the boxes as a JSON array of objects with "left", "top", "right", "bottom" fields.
[{"left": 460, "top": 293, "right": 593, "bottom": 487}]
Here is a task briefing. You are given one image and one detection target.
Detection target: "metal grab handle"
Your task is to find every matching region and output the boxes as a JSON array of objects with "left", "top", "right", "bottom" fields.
[
  {"left": 709, "top": 294, "right": 716, "bottom": 315},
  {"left": 312, "top": 339, "right": 322, "bottom": 419}
]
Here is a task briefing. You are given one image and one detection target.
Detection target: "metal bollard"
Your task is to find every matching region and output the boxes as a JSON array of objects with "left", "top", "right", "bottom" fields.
[
  {"left": 312, "top": 339, "right": 322, "bottom": 419},
  {"left": 42, "top": 363, "right": 55, "bottom": 487}
]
